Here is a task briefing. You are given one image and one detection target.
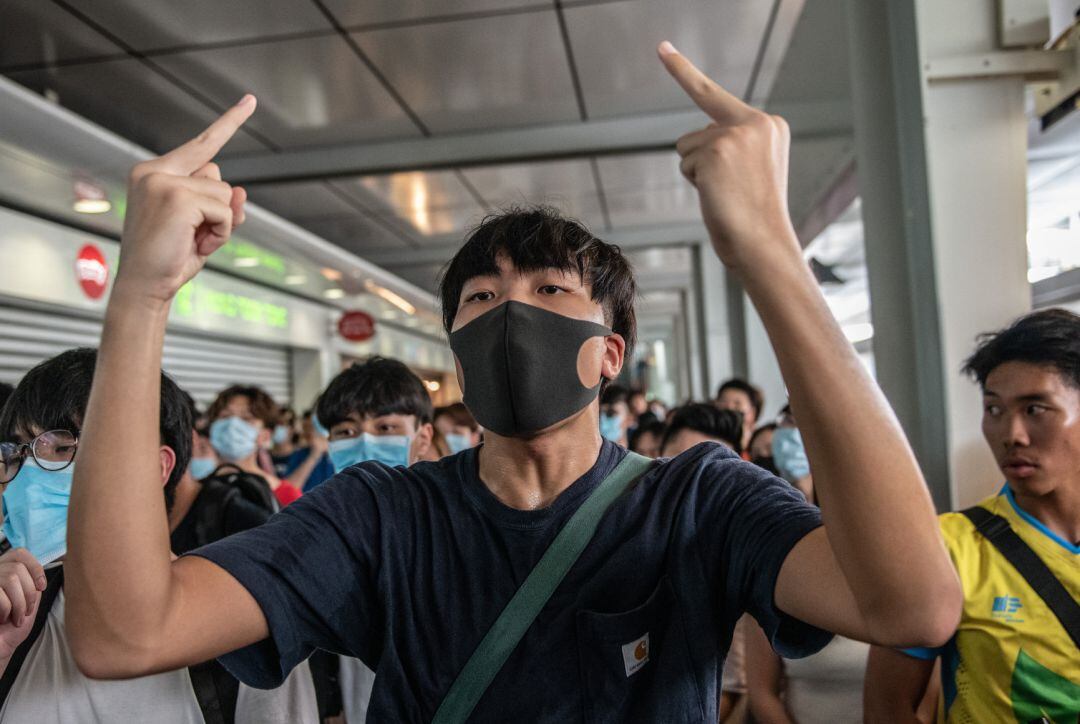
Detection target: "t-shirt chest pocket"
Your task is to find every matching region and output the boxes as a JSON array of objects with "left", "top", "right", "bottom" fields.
[{"left": 575, "top": 576, "right": 705, "bottom": 723}]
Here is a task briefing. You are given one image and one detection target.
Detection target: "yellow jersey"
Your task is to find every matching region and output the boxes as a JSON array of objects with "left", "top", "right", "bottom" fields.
[{"left": 904, "top": 488, "right": 1080, "bottom": 723}]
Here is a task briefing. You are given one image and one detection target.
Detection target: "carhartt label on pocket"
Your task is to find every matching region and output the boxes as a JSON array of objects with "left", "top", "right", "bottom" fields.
[{"left": 620, "top": 633, "right": 650, "bottom": 677}]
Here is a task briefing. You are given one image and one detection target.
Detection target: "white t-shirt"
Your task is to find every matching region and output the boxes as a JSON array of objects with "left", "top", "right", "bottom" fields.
[
  {"left": 783, "top": 634, "right": 869, "bottom": 724},
  {"left": 340, "top": 656, "right": 376, "bottom": 723},
  {"left": 0, "top": 589, "right": 318, "bottom": 724}
]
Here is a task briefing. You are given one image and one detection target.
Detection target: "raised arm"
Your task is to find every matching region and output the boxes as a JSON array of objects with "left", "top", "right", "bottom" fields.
[
  {"left": 658, "top": 43, "right": 961, "bottom": 647},
  {"left": 65, "top": 97, "right": 270, "bottom": 678}
]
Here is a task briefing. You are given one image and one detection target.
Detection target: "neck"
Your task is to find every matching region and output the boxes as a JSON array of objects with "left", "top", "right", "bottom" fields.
[
  {"left": 1011, "top": 482, "right": 1080, "bottom": 546},
  {"left": 168, "top": 474, "right": 201, "bottom": 532},
  {"left": 478, "top": 406, "right": 604, "bottom": 510},
  {"left": 234, "top": 456, "right": 279, "bottom": 488}
]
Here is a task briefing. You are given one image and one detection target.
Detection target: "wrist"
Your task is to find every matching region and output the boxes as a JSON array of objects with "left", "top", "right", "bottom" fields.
[{"left": 107, "top": 282, "right": 173, "bottom": 319}]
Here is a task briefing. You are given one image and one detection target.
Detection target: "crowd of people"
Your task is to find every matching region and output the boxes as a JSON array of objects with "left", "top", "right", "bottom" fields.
[{"left": 0, "top": 42, "right": 1074, "bottom": 723}]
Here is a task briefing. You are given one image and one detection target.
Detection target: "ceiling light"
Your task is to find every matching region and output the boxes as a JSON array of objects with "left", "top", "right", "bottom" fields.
[
  {"left": 284, "top": 274, "right": 307, "bottom": 285},
  {"left": 364, "top": 280, "right": 416, "bottom": 315},
  {"left": 233, "top": 257, "right": 259, "bottom": 268},
  {"left": 321, "top": 267, "right": 344, "bottom": 282},
  {"left": 324, "top": 288, "right": 345, "bottom": 299},
  {"left": 424, "top": 380, "right": 441, "bottom": 392},
  {"left": 73, "top": 179, "right": 111, "bottom": 214}
]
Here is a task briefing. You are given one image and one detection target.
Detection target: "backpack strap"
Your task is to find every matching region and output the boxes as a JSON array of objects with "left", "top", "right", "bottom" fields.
[
  {"left": 962, "top": 506, "right": 1080, "bottom": 650},
  {"left": 0, "top": 566, "right": 64, "bottom": 705},
  {"left": 432, "top": 452, "right": 654, "bottom": 724},
  {"left": 193, "top": 478, "right": 242, "bottom": 550},
  {"left": 187, "top": 659, "right": 239, "bottom": 724}
]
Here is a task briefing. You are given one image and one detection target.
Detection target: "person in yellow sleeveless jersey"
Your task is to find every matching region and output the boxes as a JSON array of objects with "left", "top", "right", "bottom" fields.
[{"left": 865, "top": 308, "right": 1080, "bottom": 723}]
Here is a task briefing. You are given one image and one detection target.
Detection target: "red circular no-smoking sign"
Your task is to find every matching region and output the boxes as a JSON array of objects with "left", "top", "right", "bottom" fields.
[
  {"left": 338, "top": 310, "right": 377, "bottom": 341},
  {"left": 75, "top": 244, "right": 109, "bottom": 300}
]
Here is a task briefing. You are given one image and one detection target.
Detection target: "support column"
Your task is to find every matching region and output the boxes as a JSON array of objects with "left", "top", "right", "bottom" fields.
[{"left": 847, "top": 0, "right": 1032, "bottom": 510}]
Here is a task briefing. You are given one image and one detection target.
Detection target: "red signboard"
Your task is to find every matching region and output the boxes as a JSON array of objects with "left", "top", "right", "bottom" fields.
[
  {"left": 75, "top": 244, "right": 109, "bottom": 299},
  {"left": 338, "top": 310, "right": 377, "bottom": 341}
]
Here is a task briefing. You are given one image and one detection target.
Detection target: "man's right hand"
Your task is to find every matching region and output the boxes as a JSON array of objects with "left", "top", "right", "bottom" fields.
[
  {"left": 0, "top": 549, "right": 46, "bottom": 662},
  {"left": 114, "top": 95, "right": 257, "bottom": 306}
]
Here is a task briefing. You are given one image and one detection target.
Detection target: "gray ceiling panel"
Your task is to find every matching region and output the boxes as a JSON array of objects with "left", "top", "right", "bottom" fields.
[
  {"left": 1, "top": 1, "right": 122, "bottom": 69},
  {"left": 298, "top": 214, "right": 413, "bottom": 253},
  {"left": 354, "top": 13, "right": 580, "bottom": 134},
  {"left": 566, "top": 0, "right": 773, "bottom": 118},
  {"left": 153, "top": 36, "right": 422, "bottom": 149},
  {"left": 67, "top": 0, "right": 333, "bottom": 51},
  {"left": 6, "top": 59, "right": 267, "bottom": 155},
  {"left": 342, "top": 171, "right": 486, "bottom": 236},
  {"left": 596, "top": 151, "right": 683, "bottom": 195},
  {"left": 603, "top": 186, "right": 700, "bottom": 228},
  {"left": 246, "top": 182, "right": 360, "bottom": 221},
  {"left": 462, "top": 159, "right": 598, "bottom": 209},
  {"left": 322, "top": 0, "right": 546, "bottom": 27}
]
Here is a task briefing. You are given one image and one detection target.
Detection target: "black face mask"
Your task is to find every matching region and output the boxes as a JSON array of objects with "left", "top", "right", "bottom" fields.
[{"left": 449, "top": 300, "right": 612, "bottom": 436}]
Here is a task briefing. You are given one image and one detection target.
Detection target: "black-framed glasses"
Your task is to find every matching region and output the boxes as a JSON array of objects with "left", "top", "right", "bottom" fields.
[{"left": 0, "top": 430, "right": 79, "bottom": 485}]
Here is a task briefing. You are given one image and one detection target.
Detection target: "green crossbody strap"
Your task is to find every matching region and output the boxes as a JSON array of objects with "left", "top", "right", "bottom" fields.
[{"left": 431, "top": 451, "right": 654, "bottom": 724}]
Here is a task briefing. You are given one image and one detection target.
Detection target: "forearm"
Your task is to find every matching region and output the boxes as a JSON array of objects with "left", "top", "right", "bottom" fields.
[
  {"left": 738, "top": 245, "right": 958, "bottom": 641},
  {"left": 66, "top": 289, "right": 176, "bottom": 666},
  {"left": 285, "top": 450, "right": 320, "bottom": 488},
  {"left": 864, "top": 646, "right": 936, "bottom": 724}
]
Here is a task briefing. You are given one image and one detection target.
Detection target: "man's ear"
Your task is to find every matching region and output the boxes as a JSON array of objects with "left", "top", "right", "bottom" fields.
[
  {"left": 411, "top": 422, "right": 434, "bottom": 464},
  {"left": 159, "top": 445, "right": 177, "bottom": 487},
  {"left": 601, "top": 332, "right": 626, "bottom": 381}
]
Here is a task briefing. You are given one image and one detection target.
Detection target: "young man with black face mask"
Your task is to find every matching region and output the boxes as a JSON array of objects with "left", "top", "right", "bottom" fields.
[
  {"left": 59, "top": 46, "right": 960, "bottom": 722},
  {"left": 0, "top": 348, "right": 318, "bottom": 723}
]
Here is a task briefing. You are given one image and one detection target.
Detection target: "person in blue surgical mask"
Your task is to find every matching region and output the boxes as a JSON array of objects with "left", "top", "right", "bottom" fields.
[
  {"left": 0, "top": 347, "right": 319, "bottom": 723},
  {"left": 433, "top": 403, "right": 480, "bottom": 458},
  {"left": 772, "top": 405, "right": 813, "bottom": 502},
  {"left": 599, "top": 383, "right": 632, "bottom": 446}
]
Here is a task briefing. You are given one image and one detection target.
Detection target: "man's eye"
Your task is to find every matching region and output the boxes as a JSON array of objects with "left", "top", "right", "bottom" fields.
[
  {"left": 465, "top": 291, "right": 494, "bottom": 302},
  {"left": 538, "top": 285, "right": 563, "bottom": 295},
  {"left": 1028, "top": 405, "right": 1047, "bottom": 415},
  {"left": 984, "top": 405, "right": 1001, "bottom": 416}
]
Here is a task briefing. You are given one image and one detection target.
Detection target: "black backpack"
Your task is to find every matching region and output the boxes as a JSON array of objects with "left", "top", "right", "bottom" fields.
[{"left": 193, "top": 464, "right": 279, "bottom": 547}]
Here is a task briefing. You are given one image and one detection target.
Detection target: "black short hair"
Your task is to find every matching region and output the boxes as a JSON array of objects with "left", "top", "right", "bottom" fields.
[
  {"left": 437, "top": 207, "right": 637, "bottom": 358},
  {"left": 661, "top": 403, "right": 744, "bottom": 454},
  {"left": 600, "top": 383, "right": 631, "bottom": 407},
  {"left": 748, "top": 422, "right": 777, "bottom": 452},
  {"left": 962, "top": 308, "right": 1080, "bottom": 390},
  {"left": 317, "top": 356, "right": 433, "bottom": 429},
  {"left": 0, "top": 348, "right": 192, "bottom": 509},
  {"left": 628, "top": 420, "right": 666, "bottom": 453},
  {"left": 716, "top": 378, "right": 764, "bottom": 420},
  {"left": 206, "top": 384, "right": 279, "bottom": 428},
  {"left": 0, "top": 382, "right": 13, "bottom": 413}
]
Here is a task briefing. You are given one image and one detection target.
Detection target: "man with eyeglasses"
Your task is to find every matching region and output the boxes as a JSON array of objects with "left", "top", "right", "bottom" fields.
[{"left": 0, "top": 347, "right": 318, "bottom": 723}]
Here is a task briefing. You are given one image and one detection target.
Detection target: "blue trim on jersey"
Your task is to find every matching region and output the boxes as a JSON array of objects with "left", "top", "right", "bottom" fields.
[
  {"left": 902, "top": 646, "right": 942, "bottom": 660},
  {"left": 940, "top": 636, "right": 959, "bottom": 716},
  {"left": 1005, "top": 486, "right": 1080, "bottom": 554}
]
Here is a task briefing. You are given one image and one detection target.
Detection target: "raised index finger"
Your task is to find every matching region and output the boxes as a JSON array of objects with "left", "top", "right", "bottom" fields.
[
  {"left": 159, "top": 95, "right": 257, "bottom": 176},
  {"left": 657, "top": 42, "right": 754, "bottom": 126}
]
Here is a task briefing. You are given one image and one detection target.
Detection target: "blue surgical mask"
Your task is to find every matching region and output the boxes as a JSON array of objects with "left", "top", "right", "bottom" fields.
[
  {"left": 772, "top": 427, "right": 811, "bottom": 482},
  {"left": 210, "top": 417, "right": 259, "bottom": 462},
  {"left": 272, "top": 425, "right": 291, "bottom": 446},
  {"left": 311, "top": 413, "right": 329, "bottom": 438},
  {"left": 444, "top": 433, "right": 472, "bottom": 455},
  {"left": 2, "top": 459, "right": 73, "bottom": 565},
  {"left": 600, "top": 413, "right": 624, "bottom": 442},
  {"left": 328, "top": 433, "right": 411, "bottom": 472},
  {"left": 189, "top": 457, "right": 217, "bottom": 480}
]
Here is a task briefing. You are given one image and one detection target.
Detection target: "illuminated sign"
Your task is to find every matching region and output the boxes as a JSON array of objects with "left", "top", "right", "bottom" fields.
[
  {"left": 174, "top": 280, "right": 288, "bottom": 329},
  {"left": 338, "top": 310, "right": 377, "bottom": 341},
  {"left": 75, "top": 244, "right": 108, "bottom": 299}
]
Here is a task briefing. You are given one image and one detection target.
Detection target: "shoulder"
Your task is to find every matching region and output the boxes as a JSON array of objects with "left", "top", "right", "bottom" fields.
[
  {"left": 649, "top": 441, "right": 782, "bottom": 496},
  {"left": 936, "top": 493, "right": 1007, "bottom": 578}
]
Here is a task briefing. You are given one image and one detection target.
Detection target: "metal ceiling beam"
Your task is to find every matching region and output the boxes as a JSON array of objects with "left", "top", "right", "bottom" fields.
[
  {"left": 220, "top": 102, "right": 853, "bottom": 184},
  {"left": 361, "top": 222, "right": 710, "bottom": 269}
]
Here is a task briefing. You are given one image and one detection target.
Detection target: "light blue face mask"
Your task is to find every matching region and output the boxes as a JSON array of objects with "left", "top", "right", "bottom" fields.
[
  {"left": 772, "top": 427, "right": 811, "bottom": 482},
  {"left": 210, "top": 416, "right": 259, "bottom": 462},
  {"left": 2, "top": 459, "right": 73, "bottom": 565},
  {"left": 328, "top": 433, "right": 411, "bottom": 472},
  {"left": 189, "top": 457, "right": 217, "bottom": 480},
  {"left": 311, "top": 413, "right": 329, "bottom": 438},
  {"left": 444, "top": 433, "right": 472, "bottom": 455},
  {"left": 599, "top": 413, "right": 625, "bottom": 442},
  {"left": 272, "top": 425, "right": 291, "bottom": 446}
]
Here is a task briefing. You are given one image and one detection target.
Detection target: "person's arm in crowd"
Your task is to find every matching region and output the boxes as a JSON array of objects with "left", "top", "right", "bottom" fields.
[
  {"left": 745, "top": 622, "right": 795, "bottom": 724},
  {"left": 864, "top": 645, "right": 939, "bottom": 723},
  {"left": 284, "top": 430, "right": 328, "bottom": 490},
  {"left": 64, "top": 98, "right": 271, "bottom": 678},
  {"left": 658, "top": 44, "right": 961, "bottom": 647}
]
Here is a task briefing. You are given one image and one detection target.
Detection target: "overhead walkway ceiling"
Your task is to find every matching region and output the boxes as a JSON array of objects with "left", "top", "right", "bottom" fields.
[{"left": 2, "top": 0, "right": 860, "bottom": 295}]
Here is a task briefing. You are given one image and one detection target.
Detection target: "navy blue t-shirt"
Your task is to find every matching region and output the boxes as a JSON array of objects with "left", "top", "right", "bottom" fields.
[{"left": 192, "top": 440, "right": 829, "bottom": 722}]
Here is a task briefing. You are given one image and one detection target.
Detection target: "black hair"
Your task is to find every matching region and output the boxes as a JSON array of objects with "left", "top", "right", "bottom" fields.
[
  {"left": 0, "top": 382, "right": 13, "bottom": 414},
  {"left": 661, "top": 403, "right": 744, "bottom": 454},
  {"left": 434, "top": 402, "right": 478, "bottom": 431},
  {"left": 628, "top": 420, "right": 666, "bottom": 454},
  {"left": 748, "top": 422, "right": 778, "bottom": 452},
  {"left": 437, "top": 207, "right": 637, "bottom": 358},
  {"left": 317, "top": 356, "right": 434, "bottom": 429},
  {"left": 716, "top": 378, "right": 764, "bottom": 420},
  {"left": 600, "top": 383, "right": 631, "bottom": 407},
  {"left": 206, "top": 384, "right": 279, "bottom": 428},
  {"left": 0, "top": 348, "right": 192, "bottom": 509},
  {"left": 962, "top": 308, "right": 1080, "bottom": 390}
]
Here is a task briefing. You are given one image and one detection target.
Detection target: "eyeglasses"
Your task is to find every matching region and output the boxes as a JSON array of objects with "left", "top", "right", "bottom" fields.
[{"left": 0, "top": 430, "right": 79, "bottom": 485}]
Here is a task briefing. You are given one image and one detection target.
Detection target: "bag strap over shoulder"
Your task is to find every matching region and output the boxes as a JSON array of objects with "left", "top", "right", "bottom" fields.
[
  {"left": 962, "top": 505, "right": 1080, "bottom": 651},
  {"left": 0, "top": 566, "right": 64, "bottom": 705},
  {"left": 432, "top": 451, "right": 654, "bottom": 724}
]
